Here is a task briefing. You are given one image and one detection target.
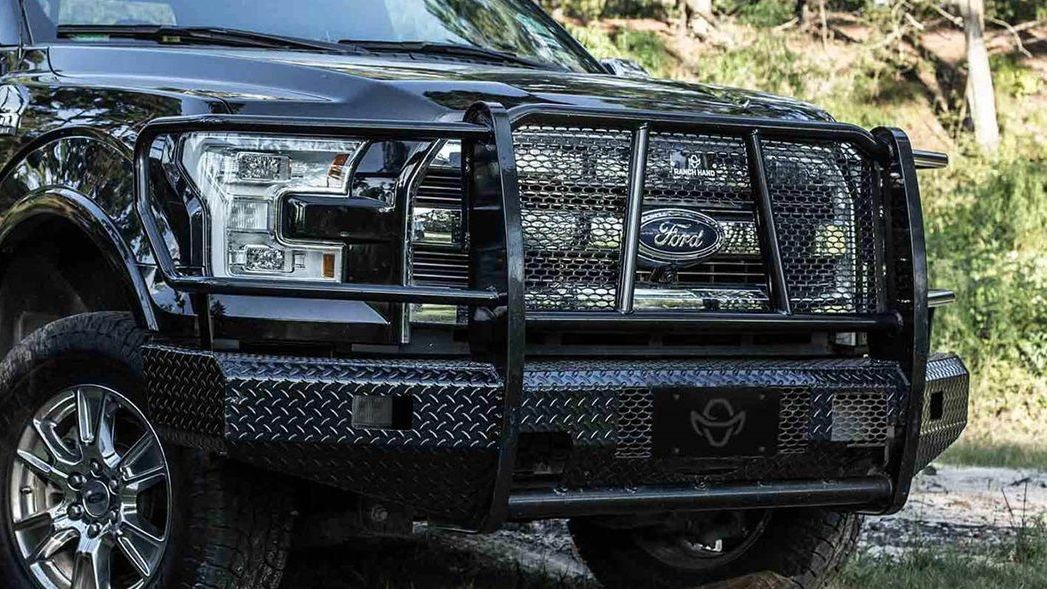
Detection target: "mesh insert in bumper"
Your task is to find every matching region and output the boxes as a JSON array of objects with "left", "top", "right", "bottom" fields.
[{"left": 521, "top": 358, "right": 908, "bottom": 488}]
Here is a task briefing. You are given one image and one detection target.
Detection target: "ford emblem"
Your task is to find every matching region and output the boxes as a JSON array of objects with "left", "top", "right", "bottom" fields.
[{"left": 638, "top": 209, "right": 724, "bottom": 266}]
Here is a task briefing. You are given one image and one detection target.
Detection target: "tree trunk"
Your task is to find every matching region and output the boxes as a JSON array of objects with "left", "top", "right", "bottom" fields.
[
  {"left": 959, "top": 0, "right": 1001, "bottom": 152},
  {"left": 679, "top": 0, "right": 715, "bottom": 39},
  {"left": 796, "top": 0, "right": 811, "bottom": 29}
]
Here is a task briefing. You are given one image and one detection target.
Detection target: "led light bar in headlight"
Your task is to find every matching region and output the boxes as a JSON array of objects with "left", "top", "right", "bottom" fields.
[{"left": 180, "top": 133, "right": 364, "bottom": 281}]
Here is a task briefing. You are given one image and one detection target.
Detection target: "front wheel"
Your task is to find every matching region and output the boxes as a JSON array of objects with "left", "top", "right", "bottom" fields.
[
  {"left": 0, "top": 312, "right": 295, "bottom": 589},
  {"left": 570, "top": 508, "right": 861, "bottom": 589}
]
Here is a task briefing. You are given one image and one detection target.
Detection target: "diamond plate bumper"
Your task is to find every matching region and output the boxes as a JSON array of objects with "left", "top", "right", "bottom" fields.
[
  {"left": 142, "top": 344, "right": 969, "bottom": 526},
  {"left": 142, "top": 345, "right": 505, "bottom": 522},
  {"left": 916, "top": 353, "right": 969, "bottom": 470}
]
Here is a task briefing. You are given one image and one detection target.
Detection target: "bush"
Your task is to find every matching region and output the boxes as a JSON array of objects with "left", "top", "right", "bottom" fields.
[
  {"left": 539, "top": 0, "right": 608, "bottom": 20},
  {"left": 731, "top": 0, "right": 795, "bottom": 27},
  {"left": 924, "top": 141, "right": 1047, "bottom": 441},
  {"left": 567, "top": 23, "right": 672, "bottom": 76},
  {"left": 691, "top": 35, "right": 812, "bottom": 98}
]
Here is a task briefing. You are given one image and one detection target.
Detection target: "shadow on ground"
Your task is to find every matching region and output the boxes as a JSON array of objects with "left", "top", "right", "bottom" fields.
[{"left": 281, "top": 529, "right": 597, "bottom": 589}]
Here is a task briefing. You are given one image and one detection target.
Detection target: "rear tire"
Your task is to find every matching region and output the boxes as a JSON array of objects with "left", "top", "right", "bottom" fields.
[
  {"left": 570, "top": 508, "right": 861, "bottom": 589},
  {"left": 0, "top": 312, "right": 295, "bottom": 588}
]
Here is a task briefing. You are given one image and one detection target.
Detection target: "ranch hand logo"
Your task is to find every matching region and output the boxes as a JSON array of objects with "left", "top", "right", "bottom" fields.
[
  {"left": 670, "top": 150, "right": 717, "bottom": 179},
  {"left": 690, "top": 398, "right": 747, "bottom": 448},
  {"left": 638, "top": 209, "right": 725, "bottom": 266}
]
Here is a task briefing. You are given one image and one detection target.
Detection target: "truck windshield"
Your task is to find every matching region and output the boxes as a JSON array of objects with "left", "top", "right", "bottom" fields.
[{"left": 24, "top": 0, "right": 600, "bottom": 72}]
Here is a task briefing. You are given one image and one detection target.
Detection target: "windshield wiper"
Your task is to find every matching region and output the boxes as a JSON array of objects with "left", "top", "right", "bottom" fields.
[
  {"left": 57, "top": 25, "right": 361, "bottom": 55},
  {"left": 336, "top": 40, "right": 562, "bottom": 71}
]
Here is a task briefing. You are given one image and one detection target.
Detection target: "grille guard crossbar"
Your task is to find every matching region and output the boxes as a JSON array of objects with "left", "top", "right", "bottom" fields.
[{"left": 134, "top": 103, "right": 930, "bottom": 530}]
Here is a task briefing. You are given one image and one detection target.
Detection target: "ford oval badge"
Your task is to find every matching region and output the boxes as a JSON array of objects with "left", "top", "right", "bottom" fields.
[{"left": 638, "top": 209, "right": 724, "bottom": 266}]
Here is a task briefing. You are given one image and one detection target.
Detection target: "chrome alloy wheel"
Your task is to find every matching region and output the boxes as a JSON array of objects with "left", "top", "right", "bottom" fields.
[{"left": 7, "top": 385, "right": 171, "bottom": 589}]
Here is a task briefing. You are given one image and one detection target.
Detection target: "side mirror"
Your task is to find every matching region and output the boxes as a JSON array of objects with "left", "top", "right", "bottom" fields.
[{"left": 600, "top": 58, "right": 651, "bottom": 79}]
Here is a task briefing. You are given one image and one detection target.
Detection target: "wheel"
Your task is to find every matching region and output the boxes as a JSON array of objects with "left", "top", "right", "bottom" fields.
[
  {"left": 569, "top": 508, "right": 861, "bottom": 589},
  {"left": 0, "top": 312, "right": 295, "bottom": 589}
]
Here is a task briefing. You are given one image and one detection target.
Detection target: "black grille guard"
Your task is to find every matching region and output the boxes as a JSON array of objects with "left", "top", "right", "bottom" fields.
[{"left": 134, "top": 103, "right": 931, "bottom": 530}]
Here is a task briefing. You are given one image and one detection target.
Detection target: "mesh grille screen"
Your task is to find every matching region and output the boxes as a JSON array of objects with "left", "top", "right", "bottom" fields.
[
  {"left": 645, "top": 133, "right": 753, "bottom": 206},
  {"left": 410, "top": 125, "right": 886, "bottom": 317},
  {"left": 616, "top": 388, "right": 654, "bottom": 458},
  {"left": 831, "top": 390, "right": 890, "bottom": 445},
  {"left": 515, "top": 125, "right": 632, "bottom": 311},
  {"left": 762, "top": 140, "right": 881, "bottom": 314}
]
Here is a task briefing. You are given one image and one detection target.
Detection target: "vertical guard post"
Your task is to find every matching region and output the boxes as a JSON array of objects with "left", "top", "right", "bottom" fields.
[
  {"left": 872, "top": 127, "right": 930, "bottom": 514},
  {"left": 745, "top": 131, "right": 791, "bottom": 314},
  {"left": 464, "top": 102, "right": 526, "bottom": 531}
]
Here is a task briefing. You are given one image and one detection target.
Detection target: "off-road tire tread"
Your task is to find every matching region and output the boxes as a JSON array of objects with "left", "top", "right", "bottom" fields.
[
  {"left": 182, "top": 456, "right": 295, "bottom": 589},
  {"left": 0, "top": 312, "right": 294, "bottom": 589}
]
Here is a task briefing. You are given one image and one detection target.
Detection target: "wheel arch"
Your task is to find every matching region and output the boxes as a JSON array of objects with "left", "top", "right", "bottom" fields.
[{"left": 0, "top": 189, "right": 159, "bottom": 345}]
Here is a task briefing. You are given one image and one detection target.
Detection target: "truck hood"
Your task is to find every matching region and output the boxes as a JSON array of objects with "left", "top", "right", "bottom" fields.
[{"left": 46, "top": 45, "right": 833, "bottom": 123}]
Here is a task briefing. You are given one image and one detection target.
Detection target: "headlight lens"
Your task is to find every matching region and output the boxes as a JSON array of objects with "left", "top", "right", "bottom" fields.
[{"left": 180, "top": 133, "right": 365, "bottom": 281}]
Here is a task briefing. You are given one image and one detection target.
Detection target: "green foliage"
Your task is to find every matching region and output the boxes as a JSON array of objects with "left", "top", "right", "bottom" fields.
[
  {"left": 539, "top": 0, "right": 608, "bottom": 20},
  {"left": 986, "top": 0, "right": 1047, "bottom": 22},
  {"left": 603, "top": 0, "right": 672, "bottom": 18},
  {"left": 839, "top": 522, "right": 1047, "bottom": 589},
  {"left": 542, "top": 0, "right": 1046, "bottom": 22},
  {"left": 567, "top": 23, "right": 671, "bottom": 76},
  {"left": 992, "top": 54, "right": 1044, "bottom": 100},
  {"left": 922, "top": 140, "right": 1047, "bottom": 442},
  {"left": 941, "top": 439, "right": 1047, "bottom": 470},
  {"left": 724, "top": 0, "right": 795, "bottom": 27},
  {"left": 690, "top": 36, "right": 811, "bottom": 97}
]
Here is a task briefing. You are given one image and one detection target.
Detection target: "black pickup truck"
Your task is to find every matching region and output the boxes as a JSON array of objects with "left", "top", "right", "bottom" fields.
[{"left": 0, "top": 1, "right": 969, "bottom": 588}]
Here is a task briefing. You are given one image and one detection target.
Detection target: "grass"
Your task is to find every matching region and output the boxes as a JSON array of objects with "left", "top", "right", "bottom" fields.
[
  {"left": 838, "top": 548, "right": 1047, "bottom": 589},
  {"left": 837, "top": 517, "right": 1047, "bottom": 589},
  {"left": 939, "top": 439, "right": 1047, "bottom": 470}
]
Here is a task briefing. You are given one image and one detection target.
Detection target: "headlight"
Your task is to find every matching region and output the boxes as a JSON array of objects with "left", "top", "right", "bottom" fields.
[{"left": 179, "top": 133, "right": 365, "bottom": 281}]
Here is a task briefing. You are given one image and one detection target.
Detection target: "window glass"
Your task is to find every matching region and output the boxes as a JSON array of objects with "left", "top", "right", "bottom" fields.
[{"left": 28, "top": 0, "right": 597, "bottom": 71}]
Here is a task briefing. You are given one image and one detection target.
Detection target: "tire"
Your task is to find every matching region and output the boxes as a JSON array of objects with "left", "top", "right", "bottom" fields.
[
  {"left": 0, "top": 312, "right": 295, "bottom": 589},
  {"left": 570, "top": 508, "right": 861, "bottom": 589}
]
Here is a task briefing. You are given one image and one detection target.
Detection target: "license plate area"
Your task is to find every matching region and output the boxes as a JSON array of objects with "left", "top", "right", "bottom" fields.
[{"left": 652, "top": 388, "right": 780, "bottom": 458}]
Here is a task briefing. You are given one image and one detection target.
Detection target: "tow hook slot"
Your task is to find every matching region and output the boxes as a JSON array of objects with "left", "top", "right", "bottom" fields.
[{"left": 351, "top": 395, "right": 413, "bottom": 430}]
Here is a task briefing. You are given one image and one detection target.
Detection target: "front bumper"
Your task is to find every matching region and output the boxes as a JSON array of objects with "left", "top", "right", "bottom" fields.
[
  {"left": 142, "top": 346, "right": 968, "bottom": 528},
  {"left": 134, "top": 106, "right": 955, "bottom": 531}
]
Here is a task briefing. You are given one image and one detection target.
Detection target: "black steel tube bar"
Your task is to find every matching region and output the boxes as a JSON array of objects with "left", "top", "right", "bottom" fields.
[
  {"left": 508, "top": 104, "right": 891, "bottom": 162},
  {"left": 154, "top": 275, "right": 505, "bottom": 304},
  {"left": 745, "top": 131, "right": 792, "bottom": 315},
  {"left": 928, "top": 288, "right": 956, "bottom": 308},
  {"left": 527, "top": 311, "right": 901, "bottom": 332},
  {"left": 616, "top": 124, "right": 650, "bottom": 313},
  {"left": 912, "top": 150, "right": 949, "bottom": 170},
  {"left": 507, "top": 477, "right": 893, "bottom": 519},
  {"left": 873, "top": 127, "right": 931, "bottom": 515}
]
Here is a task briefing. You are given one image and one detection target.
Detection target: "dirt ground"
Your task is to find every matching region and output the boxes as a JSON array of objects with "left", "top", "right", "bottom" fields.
[{"left": 280, "top": 465, "right": 1047, "bottom": 588}]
